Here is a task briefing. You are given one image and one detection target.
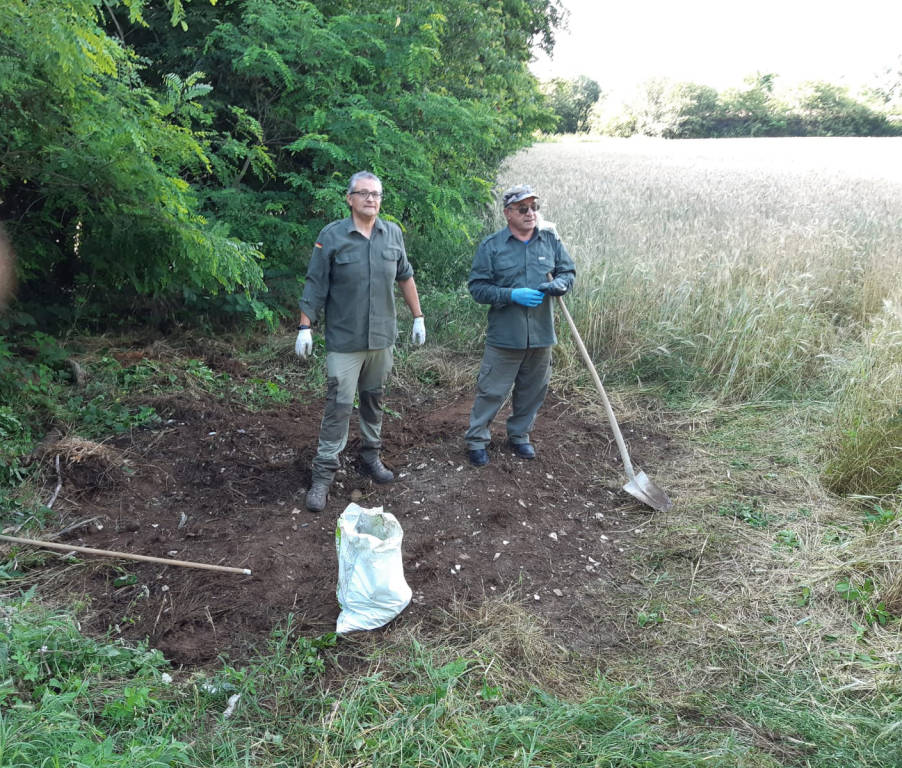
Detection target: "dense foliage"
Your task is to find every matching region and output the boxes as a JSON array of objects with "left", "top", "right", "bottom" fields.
[
  {"left": 0, "top": 0, "right": 269, "bottom": 326},
  {"left": 0, "top": 0, "right": 562, "bottom": 326},
  {"left": 541, "top": 75, "right": 601, "bottom": 133},
  {"left": 598, "top": 73, "right": 902, "bottom": 138}
]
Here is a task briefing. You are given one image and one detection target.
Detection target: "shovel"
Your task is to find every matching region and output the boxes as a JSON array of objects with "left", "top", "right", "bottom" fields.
[{"left": 554, "top": 293, "right": 674, "bottom": 513}]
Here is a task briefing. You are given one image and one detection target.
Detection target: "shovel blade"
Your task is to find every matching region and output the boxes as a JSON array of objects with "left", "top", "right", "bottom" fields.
[{"left": 623, "top": 470, "right": 673, "bottom": 513}]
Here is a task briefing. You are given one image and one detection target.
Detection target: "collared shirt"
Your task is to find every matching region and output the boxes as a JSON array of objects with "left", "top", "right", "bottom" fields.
[
  {"left": 300, "top": 217, "right": 414, "bottom": 352},
  {"left": 468, "top": 224, "right": 576, "bottom": 349}
]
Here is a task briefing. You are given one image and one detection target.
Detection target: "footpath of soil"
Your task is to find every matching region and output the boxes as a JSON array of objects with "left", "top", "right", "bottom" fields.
[{"left": 33, "top": 380, "right": 677, "bottom": 666}]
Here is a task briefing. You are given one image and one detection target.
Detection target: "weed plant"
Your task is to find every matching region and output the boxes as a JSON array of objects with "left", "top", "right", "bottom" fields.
[
  {"left": 0, "top": 594, "right": 772, "bottom": 767},
  {"left": 0, "top": 591, "right": 191, "bottom": 767}
]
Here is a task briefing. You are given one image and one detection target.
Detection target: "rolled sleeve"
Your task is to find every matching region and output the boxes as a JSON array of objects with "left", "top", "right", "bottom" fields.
[
  {"left": 393, "top": 238, "right": 414, "bottom": 282},
  {"left": 299, "top": 242, "right": 331, "bottom": 323}
]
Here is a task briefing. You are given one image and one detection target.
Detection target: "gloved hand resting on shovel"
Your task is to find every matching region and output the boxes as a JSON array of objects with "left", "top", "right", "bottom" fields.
[{"left": 537, "top": 276, "right": 570, "bottom": 296}]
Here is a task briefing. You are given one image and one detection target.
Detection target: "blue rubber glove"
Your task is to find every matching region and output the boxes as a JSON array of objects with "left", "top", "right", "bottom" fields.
[{"left": 510, "top": 287, "right": 545, "bottom": 307}]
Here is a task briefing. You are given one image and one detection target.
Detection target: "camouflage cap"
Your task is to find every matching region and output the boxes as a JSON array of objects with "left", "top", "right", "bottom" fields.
[{"left": 501, "top": 184, "right": 539, "bottom": 207}]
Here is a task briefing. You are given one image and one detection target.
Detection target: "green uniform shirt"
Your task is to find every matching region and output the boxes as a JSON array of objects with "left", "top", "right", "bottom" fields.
[
  {"left": 300, "top": 217, "right": 414, "bottom": 352},
  {"left": 468, "top": 224, "right": 576, "bottom": 349}
]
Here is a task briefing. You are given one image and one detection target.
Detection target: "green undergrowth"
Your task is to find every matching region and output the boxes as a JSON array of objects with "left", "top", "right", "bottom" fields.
[
  {"left": 2, "top": 587, "right": 899, "bottom": 767},
  {"left": 0, "top": 331, "right": 304, "bottom": 511}
]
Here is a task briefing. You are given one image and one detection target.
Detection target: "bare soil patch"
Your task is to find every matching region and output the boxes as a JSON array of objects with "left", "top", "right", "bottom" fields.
[{"left": 27, "top": 373, "right": 678, "bottom": 667}]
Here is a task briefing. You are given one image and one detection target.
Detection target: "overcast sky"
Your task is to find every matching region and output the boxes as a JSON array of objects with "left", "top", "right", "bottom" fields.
[{"left": 530, "top": 0, "right": 902, "bottom": 98}]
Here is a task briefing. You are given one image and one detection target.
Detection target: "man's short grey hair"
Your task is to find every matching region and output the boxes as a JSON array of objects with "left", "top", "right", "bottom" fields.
[{"left": 347, "top": 171, "right": 382, "bottom": 194}]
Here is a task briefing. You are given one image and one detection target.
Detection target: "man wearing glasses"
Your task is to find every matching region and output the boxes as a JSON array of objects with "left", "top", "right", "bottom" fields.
[
  {"left": 295, "top": 171, "right": 425, "bottom": 512},
  {"left": 465, "top": 184, "right": 575, "bottom": 467}
]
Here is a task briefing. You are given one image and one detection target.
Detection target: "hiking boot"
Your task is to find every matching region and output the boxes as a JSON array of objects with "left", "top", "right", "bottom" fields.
[
  {"left": 362, "top": 457, "right": 394, "bottom": 484},
  {"left": 468, "top": 448, "right": 489, "bottom": 467},
  {"left": 508, "top": 441, "right": 536, "bottom": 459},
  {"left": 305, "top": 481, "right": 329, "bottom": 513}
]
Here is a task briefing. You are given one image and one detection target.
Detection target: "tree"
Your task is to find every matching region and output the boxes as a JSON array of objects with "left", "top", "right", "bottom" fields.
[
  {"left": 112, "top": 0, "right": 564, "bottom": 301},
  {"left": 867, "top": 53, "right": 902, "bottom": 116},
  {"left": 605, "top": 78, "right": 684, "bottom": 138},
  {"left": 543, "top": 76, "right": 602, "bottom": 133},
  {"left": 665, "top": 83, "right": 722, "bottom": 138},
  {"left": 2, "top": 0, "right": 567, "bottom": 325},
  {"left": 717, "top": 73, "right": 787, "bottom": 136},
  {"left": 0, "top": 0, "right": 265, "bottom": 326},
  {"left": 791, "top": 81, "right": 900, "bottom": 136},
  {"left": 598, "top": 70, "right": 902, "bottom": 139}
]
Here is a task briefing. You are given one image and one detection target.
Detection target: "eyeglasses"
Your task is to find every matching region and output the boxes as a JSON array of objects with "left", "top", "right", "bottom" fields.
[
  {"left": 513, "top": 203, "right": 540, "bottom": 214},
  {"left": 350, "top": 190, "right": 383, "bottom": 200}
]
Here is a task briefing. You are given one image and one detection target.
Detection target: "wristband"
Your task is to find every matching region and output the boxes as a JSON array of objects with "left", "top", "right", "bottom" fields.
[{"left": 297, "top": 323, "right": 311, "bottom": 330}]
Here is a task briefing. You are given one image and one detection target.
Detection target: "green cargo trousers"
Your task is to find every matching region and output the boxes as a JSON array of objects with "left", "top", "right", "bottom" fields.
[
  {"left": 465, "top": 345, "right": 552, "bottom": 450},
  {"left": 311, "top": 347, "right": 393, "bottom": 484}
]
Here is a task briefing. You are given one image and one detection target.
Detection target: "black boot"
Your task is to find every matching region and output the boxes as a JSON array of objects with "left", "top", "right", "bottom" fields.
[{"left": 362, "top": 457, "right": 394, "bottom": 484}]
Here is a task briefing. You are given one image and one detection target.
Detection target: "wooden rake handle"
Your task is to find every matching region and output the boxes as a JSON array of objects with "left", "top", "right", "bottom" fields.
[{"left": 0, "top": 534, "right": 252, "bottom": 576}]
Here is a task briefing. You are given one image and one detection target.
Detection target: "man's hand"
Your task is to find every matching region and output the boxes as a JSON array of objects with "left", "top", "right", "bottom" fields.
[
  {"left": 510, "top": 287, "right": 545, "bottom": 307},
  {"left": 411, "top": 316, "right": 426, "bottom": 345},
  {"left": 537, "top": 277, "right": 569, "bottom": 297},
  {"left": 295, "top": 328, "right": 313, "bottom": 358}
]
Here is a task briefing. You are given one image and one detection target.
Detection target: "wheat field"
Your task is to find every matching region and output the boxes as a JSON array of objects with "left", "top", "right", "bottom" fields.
[{"left": 496, "top": 136, "right": 901, "bottom": 492}]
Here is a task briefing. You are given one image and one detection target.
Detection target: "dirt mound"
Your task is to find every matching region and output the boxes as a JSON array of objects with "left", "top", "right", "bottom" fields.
[{"left": 39, "top": 385, "right": 677, "bottom": 666}]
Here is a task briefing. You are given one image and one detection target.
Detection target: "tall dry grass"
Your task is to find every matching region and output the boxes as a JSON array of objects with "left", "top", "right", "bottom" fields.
[
  {"left": 497, "top": 137, "right": 902, "bottom": 402},
  {"left": 822, "top": 298, "right": 902, "bottom": 496},
  {"left": 495, "top": 137, "right": 902, "bottom": 496}
]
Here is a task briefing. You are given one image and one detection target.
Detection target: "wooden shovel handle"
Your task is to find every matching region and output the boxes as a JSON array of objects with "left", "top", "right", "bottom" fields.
[{"left": 554, "top": 295, "right": 638, "bottom": 481}]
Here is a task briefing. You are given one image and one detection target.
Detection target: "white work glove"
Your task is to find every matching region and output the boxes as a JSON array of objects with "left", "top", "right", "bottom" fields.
[
  {"left": 295, "top": 328, "right": 313, "bottom": 358},
  {"left": 411, "top": 316, "right": 426, "bottom": 345}
]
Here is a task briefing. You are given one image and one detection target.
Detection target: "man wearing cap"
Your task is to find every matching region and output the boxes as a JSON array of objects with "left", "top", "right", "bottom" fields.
[
  {"left": 464, "top": 184, "right": 576, "bottom": 466},
  {"left": 295, "top": 171, "right": 425, "bottom": 512}
]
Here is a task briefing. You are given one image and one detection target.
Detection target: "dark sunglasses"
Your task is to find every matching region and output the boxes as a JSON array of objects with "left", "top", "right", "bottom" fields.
[{"left": 513, "top": 203, "right": 540, "bottom": 214}]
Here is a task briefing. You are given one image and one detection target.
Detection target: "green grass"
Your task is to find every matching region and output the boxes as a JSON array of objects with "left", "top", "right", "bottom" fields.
[
  {"left": 0, "top": 591, "right": 192, "bottom": 767},
  {"left": 2, "top": 584, "right": 899, "bottom": 767}
]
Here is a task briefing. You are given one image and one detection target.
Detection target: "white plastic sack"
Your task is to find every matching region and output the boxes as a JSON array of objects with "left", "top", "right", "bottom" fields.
[{"left": 335, "top": 504, "right": 412, "bottom": 634}]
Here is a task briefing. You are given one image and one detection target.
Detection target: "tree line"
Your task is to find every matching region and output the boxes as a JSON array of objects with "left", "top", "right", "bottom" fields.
[
  {"left": 545, "top": 66, "right": 902, "bottom": 138},
  {"left": 0, "top": 0, "right": 564, "bottom": 328}
]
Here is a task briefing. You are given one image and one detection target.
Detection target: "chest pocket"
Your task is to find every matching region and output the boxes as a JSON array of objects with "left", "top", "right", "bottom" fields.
[
  {"left": 334, "top": 248, "right": 360, "bottom": 265},
  {"left": 493, "top": 250, "right": 522, "bottom": 283},
  {"left": 331, "top": 246, "right": 364, "bottom": 287},
  {"left": 381, "top": 247, "right": 403, "bottom": 277},
  {"left": 530, "top": 247, "right": 553, "bottom": 282}
]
